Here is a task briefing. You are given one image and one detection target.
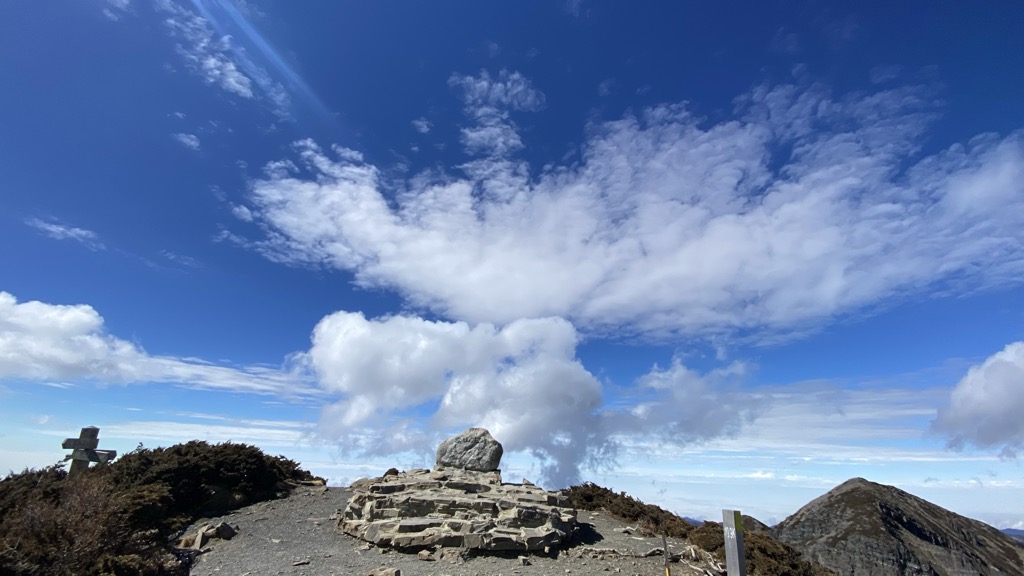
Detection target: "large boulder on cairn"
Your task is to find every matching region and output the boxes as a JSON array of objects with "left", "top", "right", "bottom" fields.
[{"left": 435, "top": 427, "right": 503, "bottom": 472}]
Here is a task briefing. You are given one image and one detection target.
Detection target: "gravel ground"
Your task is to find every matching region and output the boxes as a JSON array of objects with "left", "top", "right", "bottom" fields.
[{"left": 185, "top": 485, "right": 719, "bottom": 576}]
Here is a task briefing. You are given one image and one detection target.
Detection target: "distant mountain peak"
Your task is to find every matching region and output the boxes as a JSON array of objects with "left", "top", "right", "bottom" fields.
[{"left": 776, "top": 477, "right": 1024, "bottom": 576}]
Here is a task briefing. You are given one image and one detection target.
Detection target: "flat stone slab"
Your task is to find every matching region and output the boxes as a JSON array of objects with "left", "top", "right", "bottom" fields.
[{"left": 339, "top": 468, "right": 577, "bottom": 552}]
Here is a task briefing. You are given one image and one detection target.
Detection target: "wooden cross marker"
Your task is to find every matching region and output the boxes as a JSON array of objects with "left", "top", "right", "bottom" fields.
[
  {"left": 722, "top": 509, "right": 747, "bottom": 576},
  {"left": 62, "top": 426, "right": 116, "bottom": 476}
]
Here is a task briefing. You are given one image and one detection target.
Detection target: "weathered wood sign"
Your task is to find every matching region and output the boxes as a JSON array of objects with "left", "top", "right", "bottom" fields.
[
  {"left": 62, "top": 426, "right": 116, "bottom": 476},
  {"left": 722, "top": 508, "right": 747, "bottom": 576}
]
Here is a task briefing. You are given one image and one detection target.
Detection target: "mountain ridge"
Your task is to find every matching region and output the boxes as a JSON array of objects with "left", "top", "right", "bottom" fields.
[{"left": 775, "top": 477, "right": 1024, "bottom": 576}]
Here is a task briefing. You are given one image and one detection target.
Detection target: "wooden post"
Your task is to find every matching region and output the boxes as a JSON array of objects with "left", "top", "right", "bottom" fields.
[
  {"left": 62, "top": 426, "right": 116, "bottom": 476},
  {"left": 662, "top": 533, "right": 671, "bottom": 576},
  {"left": 722, "top": 509, "right": 746, "bottom": 576}
]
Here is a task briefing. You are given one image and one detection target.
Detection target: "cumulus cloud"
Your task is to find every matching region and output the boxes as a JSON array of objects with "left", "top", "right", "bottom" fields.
[
  {"left": 1, "top": 291, "right": 758, "bottom": 484},
  {"left": 303, "top": 310, "right": 756, "bottom": 487},
  {"left": 933, "top": 342, "right": 1024, "bottom": 457},
  {"left": 172, "top": 132, "right": 200, "bottom": 150},
  {"left": 306, "top": 311, "right": 609, "bottom": 485},
  {"left": 234, "top": 77, "right": 1024, "bottom": 340},
  {"left": 25, "top": 218, "right": 105, "bottom": 251},
  {"left": 0, "top": 292, "right": 312, "bottom": 396}
]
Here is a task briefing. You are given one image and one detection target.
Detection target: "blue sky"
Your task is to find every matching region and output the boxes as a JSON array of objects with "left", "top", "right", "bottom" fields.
[{"left": 2, "top": 1, "right": 1024, "bottom": 528}]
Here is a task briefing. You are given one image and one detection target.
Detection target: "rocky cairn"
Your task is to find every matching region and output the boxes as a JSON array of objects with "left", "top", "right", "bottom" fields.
[{"left": 339, "top": 428, "right": 577, "bottom": 552}]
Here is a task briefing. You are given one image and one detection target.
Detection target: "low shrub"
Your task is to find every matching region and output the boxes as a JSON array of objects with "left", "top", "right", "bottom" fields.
[
  {"left": 0, "top": 441, "right": 323, "bottom": 576},
  {"left": 565, "top": 482, "right": 836, "bottom": 576},
  {"left": 564, "top": 481, "right": 694, "bottom": 538},
  {"left": 686, "top": 521, "right": 837, "bottom": 576}
]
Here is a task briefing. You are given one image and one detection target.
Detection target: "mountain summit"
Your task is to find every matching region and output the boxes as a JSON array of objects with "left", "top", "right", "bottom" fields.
[{"left": 775, "top": 478, "right": 1023, "bottom": 576}]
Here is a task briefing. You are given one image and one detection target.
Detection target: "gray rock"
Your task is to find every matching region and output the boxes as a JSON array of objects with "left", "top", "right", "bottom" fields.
[
  {"left": 435, "top": 427, "right": 503, "bottom": 472},
  {"left": 214, "top": 521, "right": 237, "bottom": 540},
  {"left": 340, "top": 467, "right": 576, "bottom": 552}
]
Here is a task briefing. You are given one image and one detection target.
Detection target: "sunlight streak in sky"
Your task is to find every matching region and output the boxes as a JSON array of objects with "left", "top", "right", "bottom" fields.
[{"left": 190, "top": 0, "right": 335, "bottom": 122}]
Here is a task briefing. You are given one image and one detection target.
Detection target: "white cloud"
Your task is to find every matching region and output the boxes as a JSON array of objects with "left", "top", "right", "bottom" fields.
[
  {"left": 305, "top": 311, "right": 609, "bottom": 486},
  {"left": 869, "top": 64, "right": 901, "bottom": 84},
  {"left": 235, "top": 78, "right": 1024, "bottom": 340},
  {"left": 157, "top": 1, "right": 291, "bottom": 116},
  {"left": 411, "top": 117, "right": 432, "bottom": 134},
  {"left": 172, "top": 132, "right": 200, "bottom": 150},
  {"left": 447, "top": 70, "right": 545, "bottom": 157},
  {"left": 449, "top": 69, "right": 545, "bottom": 113},
  {"left": 701, "top": 383, "right": 951, "bottom": 462},
  {"left": 770, "top": 28, "right": 801, "bottom": 54},
  {"left": 933, "top": 342, "right": 1024, "bottom": 457},
  {"left": 160, "top": 250, "right": 200, "bottom": 268},
  {"left": 231, "top": 204, "right": 254, "bottom": 221},
  {"left": 262, "top": 159, "right": 297, "bottom": 178},
  {"left": 102, "top": 0, "right": 132, "bottom": 20},
  {"left": 612, "top": 359, "right": 761, "bottom": 444},
  {"left": 100, "top": 419, "right": 311, "bottom": 447},
  {"left": 564, "top": 0, "right": 585, "bottom": 17},
  {"left": 459, "top": 120, "right": 524, "bottom": 156},
  {"left": 0, "top": 292, "right": 313, "bottom": 396},
  {"left": 162, "top": 4, "right": 254, "bottom": 98},
  {"left": 1, "top": 292, "right": 759, "bottom": 486},
  {"left": 303, "top": 310, "right": 755, "bottom": 487},
  {"left": 25, "top": 218, "right": 105, "bottom": 251}
]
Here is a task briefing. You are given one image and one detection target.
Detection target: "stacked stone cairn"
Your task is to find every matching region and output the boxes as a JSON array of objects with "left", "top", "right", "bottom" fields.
[{"left": 339, "top": 428, "right": 578, "bottom": 552}]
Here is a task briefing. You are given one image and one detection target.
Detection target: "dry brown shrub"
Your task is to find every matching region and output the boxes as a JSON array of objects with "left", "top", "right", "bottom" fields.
[
  {"left": 0, "top": 470, "right": 124, "bottom": 576},
  {"left": 688, "top": 521, "right": 837, "bottom": 576},
  {"left": 564, "top": 482, "right": 694, "bottom": 538},
  {"left": 0, "top": 441, "right": 322, "bottom": 576}
]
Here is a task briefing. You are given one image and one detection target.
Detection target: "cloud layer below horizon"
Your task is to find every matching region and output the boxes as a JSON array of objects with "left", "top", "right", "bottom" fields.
[{"left": 4, "top": 289, "right": 1023, "bottom": 486}]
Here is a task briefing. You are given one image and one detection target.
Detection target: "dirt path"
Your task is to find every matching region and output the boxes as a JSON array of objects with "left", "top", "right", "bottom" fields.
[{"left": 186, "top": 486, "right": 719, "bottom": 576}]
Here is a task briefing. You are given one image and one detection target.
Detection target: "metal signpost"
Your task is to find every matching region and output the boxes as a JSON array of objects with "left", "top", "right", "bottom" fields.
[
  {"left": 722, "top": 509, "right": 747, "bottom": 576},
  {"left": 62, "top": 426, "right": 116, "bottom": 476}
]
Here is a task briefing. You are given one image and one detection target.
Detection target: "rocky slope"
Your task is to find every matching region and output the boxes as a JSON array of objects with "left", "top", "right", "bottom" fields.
[{"left": 775, "top": 477, "right": 1024, "bottom": 576}]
